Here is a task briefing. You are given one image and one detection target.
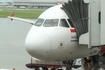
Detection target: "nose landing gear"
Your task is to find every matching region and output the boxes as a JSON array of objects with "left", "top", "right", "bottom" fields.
[{"left": 63, "top": 60, "right": 74, "bottom": 70}]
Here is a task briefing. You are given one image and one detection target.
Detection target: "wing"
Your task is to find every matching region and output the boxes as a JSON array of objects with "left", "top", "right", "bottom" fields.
[{"left": 7, "top": 13, "right": 35, "bottom": 25}]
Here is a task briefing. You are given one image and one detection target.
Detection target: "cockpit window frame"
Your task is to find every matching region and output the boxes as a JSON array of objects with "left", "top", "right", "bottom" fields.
[
  {"left": 65, "top": 19, "right": 71, "bottom": 27},
  {"left": 34, "top": 18, "right": 44, "bottom": 27},
  {"left": 58, "top": 19, "right": 70, "bottom": 28},
  {"left": 67, "top": 19, "right": 74, "bottom": 28},
  {"left": 42, "top": 19, "right": 59, "bottom": 27},
  {"left": 34, "top": 18, "right": 72, "bottom": 28}
]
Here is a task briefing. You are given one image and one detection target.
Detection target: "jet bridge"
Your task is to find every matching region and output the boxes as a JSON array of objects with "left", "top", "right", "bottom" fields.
[{"left": 62, "top": 0, "right": 105, "bottom": 48}]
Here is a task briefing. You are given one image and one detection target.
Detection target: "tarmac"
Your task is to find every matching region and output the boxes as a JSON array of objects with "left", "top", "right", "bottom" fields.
[{"left": 0, "top": 18, "right": 33, "bottom": 70}]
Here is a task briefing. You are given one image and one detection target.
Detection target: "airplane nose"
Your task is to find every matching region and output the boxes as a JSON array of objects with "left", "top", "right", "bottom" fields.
[{"left": 25, "top": 30, "right": 51, "bottom": 59}]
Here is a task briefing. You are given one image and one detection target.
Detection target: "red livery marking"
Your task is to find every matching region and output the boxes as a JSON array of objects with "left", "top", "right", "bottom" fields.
[
  {"left": 70, "top": 28, "right": 76, "bottom": 33},
  {"left": 9, "top": 13, "right": 14, "bottom": 21},
  {"left": 10, "top": 13, "right": 14, "bottom": 17},
  {"left": 99, "top": 46, "right": 105, "bottom": 54}
]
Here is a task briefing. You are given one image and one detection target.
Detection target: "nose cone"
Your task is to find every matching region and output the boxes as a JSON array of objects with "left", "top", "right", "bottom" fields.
[{"left": 25, "top": 28, "right": 50, "bottom": 59}]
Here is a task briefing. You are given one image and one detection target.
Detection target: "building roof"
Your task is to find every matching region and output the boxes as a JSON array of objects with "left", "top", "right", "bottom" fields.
[{"left": 13, "top": 0, "right": 68, "bottom": 2}]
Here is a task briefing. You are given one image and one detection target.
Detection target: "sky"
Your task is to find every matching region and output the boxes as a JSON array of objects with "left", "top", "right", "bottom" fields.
[{"left": 0, "top": 0, "right": 68, "bottom": 2}]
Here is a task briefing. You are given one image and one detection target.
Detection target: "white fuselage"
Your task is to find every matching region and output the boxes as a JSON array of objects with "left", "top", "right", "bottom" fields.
[
  {"left": 25, "top": 4, "right": 100, "bottom": 61},
  {"left": 25, "top": 26, "right": 100, "bottom": 61}
]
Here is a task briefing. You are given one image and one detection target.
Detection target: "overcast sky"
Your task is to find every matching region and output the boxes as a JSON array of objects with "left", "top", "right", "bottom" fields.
[{"left": 0, "top": 0, "right": 68, "bottom": 2}]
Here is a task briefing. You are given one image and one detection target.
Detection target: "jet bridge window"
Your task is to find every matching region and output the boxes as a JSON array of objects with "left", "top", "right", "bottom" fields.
[
  {"left": 59, "top": 19, "right": 69, "bottom": 27},
  {"left": 34, "top": 18, "right": 44, "bottom": 26},
  {"left": 43, "top": 19, "right": 58, "bottom": 27}
]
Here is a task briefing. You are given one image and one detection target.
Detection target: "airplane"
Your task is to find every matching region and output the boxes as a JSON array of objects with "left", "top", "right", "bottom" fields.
[{"left": 8, "top": 4, "right": 105, "bottom": 70}]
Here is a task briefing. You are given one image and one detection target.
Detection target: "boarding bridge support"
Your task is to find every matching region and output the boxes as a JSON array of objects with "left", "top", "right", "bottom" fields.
[{"left": 79, "top": 0, "right": 105, "bottom": 48}]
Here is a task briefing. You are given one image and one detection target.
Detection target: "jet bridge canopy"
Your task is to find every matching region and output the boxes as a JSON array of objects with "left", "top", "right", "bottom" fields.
[
  {"left": 62, "top": 0, "right": 105, "bottom": 48},
  {"left": 62, "top": 0, "right": 88, "bottom": 38}
]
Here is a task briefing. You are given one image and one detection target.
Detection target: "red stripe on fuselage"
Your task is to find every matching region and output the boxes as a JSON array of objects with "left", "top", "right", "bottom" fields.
[{"left": 70, "top": 28, "right": 76, "bottom": 33}]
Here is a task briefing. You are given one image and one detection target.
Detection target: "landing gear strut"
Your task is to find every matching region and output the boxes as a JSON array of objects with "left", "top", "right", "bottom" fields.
[
  {"left": 63, "top": 60, "right": 74, "bottom": 70},
  {"left": 91, "top": 54, "right": 99, "bottom": 70}
]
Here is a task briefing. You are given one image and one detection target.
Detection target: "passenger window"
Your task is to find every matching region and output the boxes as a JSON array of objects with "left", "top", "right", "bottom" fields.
[
  {"left": 34, "top": 18, "right": 44, "bottom": 26},
  {"left": 59, "top": 19, "right": 69, "bottom": 27},
  {"left": 67, "top": 19, "right": 74, "bottom": 27},
  {"left": 43, "top": 19, "right": 58, "bottom": 27}
]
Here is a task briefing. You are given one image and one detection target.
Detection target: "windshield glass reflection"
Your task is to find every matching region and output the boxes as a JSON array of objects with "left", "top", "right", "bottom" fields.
[
  {"left": 34, "top": 18, "right": 44, "bottom": 26},
  {"left": 43, "top": 19, "right": 58, "bottom": 27}
]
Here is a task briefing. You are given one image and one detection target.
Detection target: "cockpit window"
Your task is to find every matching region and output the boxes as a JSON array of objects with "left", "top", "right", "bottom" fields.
[
  {"left": 59, "top": 19, "right": 69, "bottom": 27},
  {"left": 67, "top": 19, "right": 74, "bottom": 27},
  {"left": 34, "top": 18, "right": 44, "bottom": 26},
  {"left": 43, "top": 19, "right": 58, "bottom": 27}
]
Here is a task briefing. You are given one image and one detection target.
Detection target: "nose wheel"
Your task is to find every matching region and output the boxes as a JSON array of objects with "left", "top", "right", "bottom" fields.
[
  {"left": 34, "top": 67, "right": 39, "bottom": 70},
  {"left": 42, "top": 66, "right": 48, "bottom": 70}
]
